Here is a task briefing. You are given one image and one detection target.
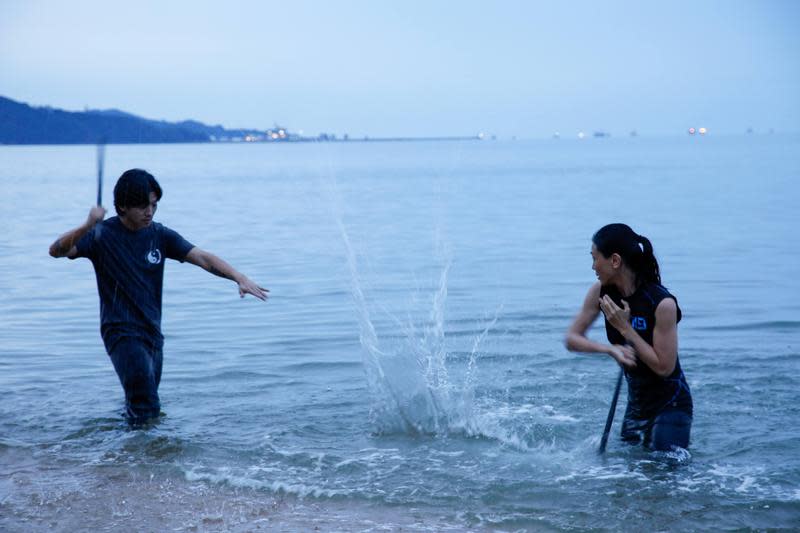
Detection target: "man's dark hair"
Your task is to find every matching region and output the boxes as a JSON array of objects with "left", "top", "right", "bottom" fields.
[{"left": 113, "top": 169, "right": 163, "bottom": 215}]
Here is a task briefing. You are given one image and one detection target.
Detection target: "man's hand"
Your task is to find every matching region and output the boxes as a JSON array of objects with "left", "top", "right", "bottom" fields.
[
  {"left": 87, "top": 205, "right": 107, "bottom": 225},
  {"left": 237, "top": 276, "right": 269, "bottom": 300}
]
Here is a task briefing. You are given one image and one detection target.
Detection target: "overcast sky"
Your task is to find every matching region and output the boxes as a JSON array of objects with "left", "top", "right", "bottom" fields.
[{"left": 2, "top": 1, "right": 798, "bottom": 138}]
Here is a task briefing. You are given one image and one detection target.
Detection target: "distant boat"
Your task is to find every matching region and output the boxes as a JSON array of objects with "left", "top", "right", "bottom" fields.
[{"left": 593, "top": 131, "right": 610, "bottom": 138}]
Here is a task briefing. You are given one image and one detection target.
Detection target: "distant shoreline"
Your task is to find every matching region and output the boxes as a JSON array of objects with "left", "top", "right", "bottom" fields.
[
  {"left": 0, "top": 95, "right": 483, "bottom": 146},
  {"left": 318, "top": 135, "right": 481, "bottom": 143},
  {"left": 0, "top": 135, "right": 484, "bottom": 146},
  {"left": 2, "top": 132, "right": 796, "bottom": 147}
]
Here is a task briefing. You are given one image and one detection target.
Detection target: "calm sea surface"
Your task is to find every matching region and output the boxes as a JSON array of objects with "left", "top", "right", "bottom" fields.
[{"left": 1, "top": 136, "right": 799, "bottom": 531}]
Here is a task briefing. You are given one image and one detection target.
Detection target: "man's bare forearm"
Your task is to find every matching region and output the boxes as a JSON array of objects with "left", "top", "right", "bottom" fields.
[
  {"left": 202, "top": 252, "right": 242, "bottom": 282},
  {"left": 49, "top": 221, "right": 92, "bottom": 257},
  {"left": 50, "top": 207, "right": 106, "bottom": 258},
  {"left": 185, "top": 247, "right": 268, "bottom": 300}
]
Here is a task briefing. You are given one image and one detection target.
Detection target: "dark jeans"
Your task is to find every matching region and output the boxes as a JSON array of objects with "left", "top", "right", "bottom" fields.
[
  {"left": 621, "top": 408, "right": 692, "bottom": 451},
  {"left": 108, "top": 337, "right": 163, "bottom": 423}
]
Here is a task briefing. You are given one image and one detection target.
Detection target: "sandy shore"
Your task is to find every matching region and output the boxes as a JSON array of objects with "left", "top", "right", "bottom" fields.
[{"left": 1, "top": 458, "right": 501, "bottom": 533}]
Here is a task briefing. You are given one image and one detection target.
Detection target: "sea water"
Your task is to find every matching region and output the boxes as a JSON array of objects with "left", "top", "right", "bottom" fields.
[{"left": 1, "top": 135, "right": 799, "bottom": 531}]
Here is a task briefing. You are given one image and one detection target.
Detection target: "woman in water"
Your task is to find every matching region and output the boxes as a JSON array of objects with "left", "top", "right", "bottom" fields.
[{"left": 565, "top": 223, "right": 692, "bottom": 451}]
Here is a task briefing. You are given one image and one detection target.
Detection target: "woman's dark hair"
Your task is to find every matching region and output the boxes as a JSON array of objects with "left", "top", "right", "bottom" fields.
[
  {"left": 592, "top": 223, "right": 661, "bottom": 285},
  {"left": 113, "top": 169, "right": 162, "bottom": 215}
]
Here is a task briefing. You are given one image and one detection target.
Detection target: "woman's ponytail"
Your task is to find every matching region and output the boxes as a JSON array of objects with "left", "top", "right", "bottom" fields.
[{"left": 636, "top": 234, "right": 661, "bottom": 285}]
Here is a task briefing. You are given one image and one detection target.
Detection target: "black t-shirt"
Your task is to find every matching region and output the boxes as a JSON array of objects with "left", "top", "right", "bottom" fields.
[
  {"left": 74, "top": 216, "right": 194, "bottom": 351},
  {"left": 600, "top": 282, "right": 693, "bottom": 418}
]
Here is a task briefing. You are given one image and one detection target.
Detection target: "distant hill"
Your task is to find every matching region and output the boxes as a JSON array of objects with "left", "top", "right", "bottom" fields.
[{"left": 0, "top": 96, "right": 266, "bottom": 145}]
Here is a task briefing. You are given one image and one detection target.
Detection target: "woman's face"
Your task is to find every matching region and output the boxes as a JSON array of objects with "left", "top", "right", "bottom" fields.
[{"left": 591, "top": 244, "right": 616, "bottom": 284}]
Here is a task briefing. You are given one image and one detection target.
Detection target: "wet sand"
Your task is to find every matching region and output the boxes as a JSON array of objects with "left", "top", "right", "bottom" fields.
[{"left": 1, "top": 453, "right": 490, "bottom": 533}]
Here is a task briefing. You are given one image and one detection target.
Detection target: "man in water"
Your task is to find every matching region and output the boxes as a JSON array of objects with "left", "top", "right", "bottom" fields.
[{"left": 49, "top": 168, "right": 268, "bottom": 424}]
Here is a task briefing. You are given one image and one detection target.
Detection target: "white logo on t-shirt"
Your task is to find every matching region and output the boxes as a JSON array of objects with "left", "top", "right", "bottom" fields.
[{"left": 146, "top": 249, "right": 162, "bottom": 264}]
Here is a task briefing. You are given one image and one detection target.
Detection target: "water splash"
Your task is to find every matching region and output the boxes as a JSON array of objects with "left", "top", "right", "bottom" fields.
[
  {"left": 323, "top": 164, "right": 497, "bottom": 436},
  {"left": 349, "top": 252, "right": 500, "bottom": 436}
]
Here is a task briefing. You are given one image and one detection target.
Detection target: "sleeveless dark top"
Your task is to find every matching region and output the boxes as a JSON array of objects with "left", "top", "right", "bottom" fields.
[{"left": 600, "top": 282, "right": 693, "bottom": 419}]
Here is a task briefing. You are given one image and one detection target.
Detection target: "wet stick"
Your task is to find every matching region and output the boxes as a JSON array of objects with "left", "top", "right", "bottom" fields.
[
  {"left": 598, "top": 366, "right": 623, "bottom": 454},
  {"left": 96, "top": 142, "right": 105, "bottom": 206}
]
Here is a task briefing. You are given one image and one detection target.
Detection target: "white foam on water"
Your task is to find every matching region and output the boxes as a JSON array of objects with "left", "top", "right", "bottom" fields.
[
  {"left": 184, "top": 466, "right": 348, "bottom": 499},
  {"left": 333, "top": 448, "right": 403, "bottom": 470},
  {"left": 693, "top": 462, "right": 772, "bottom": 497},
  {"left": 649, "top": 446, "right": 693, "bottom": 465},
  {"left": 496, "top": 403, "right": 580, "bottom": 423}
]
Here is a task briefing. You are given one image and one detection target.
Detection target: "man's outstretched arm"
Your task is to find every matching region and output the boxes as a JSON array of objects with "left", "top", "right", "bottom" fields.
[
  {"left": 49, "top": 206, "right": 106, "bottom": 258},
  {"left": 185, "top": 247, "right": 269, "bottom": 300}
]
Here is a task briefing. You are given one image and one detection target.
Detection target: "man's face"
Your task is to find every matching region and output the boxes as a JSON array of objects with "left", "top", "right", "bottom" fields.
[{"left": 120, "top": 191, "right": 158, "bottom": 231}]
